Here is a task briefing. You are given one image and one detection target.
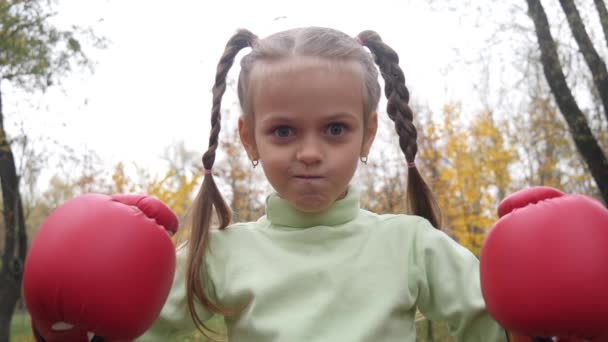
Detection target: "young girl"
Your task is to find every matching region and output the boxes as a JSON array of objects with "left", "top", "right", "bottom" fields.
[{"left": 140, "top": 27, "right": 509, "bottom": 341}]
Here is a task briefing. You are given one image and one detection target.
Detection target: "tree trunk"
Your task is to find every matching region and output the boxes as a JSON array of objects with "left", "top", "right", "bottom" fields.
[
  {"left": 593, "top": 0, "right": 608, "bottom": 49},
  {"left": 526, "top": 0, "right": 608, "bottom": 204},
  {"left": 0, "top": 82, "right": 28, "bottom": 342},
  {"left": 558, "top": 0, "right": 608, "bottom": 124}
]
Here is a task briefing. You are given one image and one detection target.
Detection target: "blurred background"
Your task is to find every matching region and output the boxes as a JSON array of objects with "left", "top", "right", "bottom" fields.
[{"left": 2, "top": 0, "right": 607, "bottom": 340}]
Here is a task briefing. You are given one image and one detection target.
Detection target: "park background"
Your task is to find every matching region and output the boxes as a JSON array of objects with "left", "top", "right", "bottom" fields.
[{"left": 1, "top": 0, "right": 607, "bottom": 341}]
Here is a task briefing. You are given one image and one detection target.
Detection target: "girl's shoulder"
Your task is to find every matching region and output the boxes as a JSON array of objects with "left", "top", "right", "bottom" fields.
[
  {"left": 359, "top": 209, "right": 452, "bottom": 243},
  {"left": 358, "top": 208, "right": 431, "bottom": 231},
  {"left": 208, "top": 219, "right": 258, "bottom": 233},
  {"left": 207, "top": 218, "right": 267, "bottom": 242},
  {"left": 349, "top": 209, "right": 434, "bottom": 242},
  {"left": 358, "top": 210, "right": 460, "bottom": 259},
  {"left": 204, "top": 220, "right": 262, "bottom": 260}
]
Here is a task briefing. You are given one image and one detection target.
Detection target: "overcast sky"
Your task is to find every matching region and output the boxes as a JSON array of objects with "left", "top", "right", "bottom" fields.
[{"left": 6, "top": 0, "right": 508, "bottom": 184}]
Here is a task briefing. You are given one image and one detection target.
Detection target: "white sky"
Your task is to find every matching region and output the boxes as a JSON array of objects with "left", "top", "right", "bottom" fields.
[{"left": 6, "top": 0, "right": 505, "bottom": 184}]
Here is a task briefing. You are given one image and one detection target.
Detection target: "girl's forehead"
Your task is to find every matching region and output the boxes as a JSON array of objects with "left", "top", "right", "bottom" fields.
[
  {"left": 250, "top": 56, "right": 364, "bottom": 82},
  {"left": 249, "top": 57, "right": 365, "bottom": 105},
  {"left": 248, "top": 57, "right": 367, "bottom": 123}
]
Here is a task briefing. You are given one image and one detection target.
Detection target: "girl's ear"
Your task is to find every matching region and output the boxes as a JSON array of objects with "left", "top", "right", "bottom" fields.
[
  {"left": 238, "top": 116, "right": 259, "bottom": 160},
  {"left": 361, "top": 111, "right": 378, "bottom": 157}
]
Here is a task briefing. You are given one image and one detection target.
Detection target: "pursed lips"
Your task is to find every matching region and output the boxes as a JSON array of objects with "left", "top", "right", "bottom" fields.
[{"left": 293, "top": 175, "right": 323, "bottom": 179}]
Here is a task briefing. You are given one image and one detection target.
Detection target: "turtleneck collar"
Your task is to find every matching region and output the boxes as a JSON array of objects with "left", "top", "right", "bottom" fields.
[{"left": 265, "top": 186, "right": 360, "bottom": 228}]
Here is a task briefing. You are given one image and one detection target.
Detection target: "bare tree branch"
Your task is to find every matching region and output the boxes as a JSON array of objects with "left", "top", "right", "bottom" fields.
[
  {"left": 594, "top": 0, "right": 608, "bottom": 49},
  {"left": 526, "top": 0, "right": 608, "bottom": 203},
  {"left": 559, "top": 0, "right": 608, "bottom": 123}
]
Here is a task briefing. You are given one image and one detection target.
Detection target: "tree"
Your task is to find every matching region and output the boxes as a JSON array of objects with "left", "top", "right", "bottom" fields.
[
  {"left": 526, "top": 0, "right": 608, "bottom": 203},
  {"left": 359, "top": 115, "right": 408, "bottom": 215},
  {"left": 0, "top": 0, "right": 101, "bottom": 338},
  {"left": 417, "top": 104, "right": 515, "bottom": 255},
  {"left": 218, "top": 126, "right": 265, "bottom": 223},
  {"left": 359, "top": 104, "right": 514, "bottom": 338},
  {"left": 107, "top": 143, "right": 209, "bottom": 245},
  {"left": 508, "top": 93, "right": 598, "bottom": 196},
  {"left": 0, "top": 123, "right": 40, "bottom": 255}
]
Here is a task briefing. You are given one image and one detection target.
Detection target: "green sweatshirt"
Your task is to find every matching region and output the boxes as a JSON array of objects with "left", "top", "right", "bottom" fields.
[{"left": 139, "top": 187, "right": 507, "bottom": 341}]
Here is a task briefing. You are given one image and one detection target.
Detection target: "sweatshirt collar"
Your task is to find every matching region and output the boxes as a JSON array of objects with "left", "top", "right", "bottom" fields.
[{"left": 265, "top": 186, "right": 360, "bottom": 228}]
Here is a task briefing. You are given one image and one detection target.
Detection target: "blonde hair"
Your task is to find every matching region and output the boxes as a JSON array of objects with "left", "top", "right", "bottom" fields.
[{"left": 186, "top": 27, "right": 441, "bottom": 338}]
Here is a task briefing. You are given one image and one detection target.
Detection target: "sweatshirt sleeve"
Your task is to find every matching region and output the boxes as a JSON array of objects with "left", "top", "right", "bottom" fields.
[
  {"left": 137, "top": 243, "right": 216, "bottom": 341},
  {"left": 409, "top": 218, "right": 508, "bottom": 342}
]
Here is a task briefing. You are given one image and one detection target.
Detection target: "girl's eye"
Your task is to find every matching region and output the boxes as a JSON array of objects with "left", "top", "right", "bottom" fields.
[
  {"left": 327, "top": 123, "right": 347, "bottom": 136},
  {"left": 273, "top": 126, "right": 293, "bottom": 138}
]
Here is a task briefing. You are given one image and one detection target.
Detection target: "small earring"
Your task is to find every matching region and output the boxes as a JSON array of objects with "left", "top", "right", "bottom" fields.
[
  {"left": 360, "top": 156, "right": 368, "bottom": 164},
  {"left": 251, "top": 159, "right": 259, "bottom": 168}
]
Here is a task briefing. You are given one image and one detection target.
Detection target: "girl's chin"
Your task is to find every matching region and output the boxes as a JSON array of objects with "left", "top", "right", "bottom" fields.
[{"left": 288, "top": 192, "right": 342, "bottom": 213}]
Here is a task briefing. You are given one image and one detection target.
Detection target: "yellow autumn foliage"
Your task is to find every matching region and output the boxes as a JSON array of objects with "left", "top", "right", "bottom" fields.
[
  {"left": 427, "top": 104, "right": 515, "bottom": 255},
  {"left": 363, "top": 104, "right": 515, "bottom": 256},
  {"left": 110, "top": 162, "right": 203, "bottom": 218}
]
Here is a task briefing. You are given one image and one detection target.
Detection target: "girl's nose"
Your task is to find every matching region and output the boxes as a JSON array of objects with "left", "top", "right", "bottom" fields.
[{"left": 296, "top": 137, "right": 323, "bottom": 165}]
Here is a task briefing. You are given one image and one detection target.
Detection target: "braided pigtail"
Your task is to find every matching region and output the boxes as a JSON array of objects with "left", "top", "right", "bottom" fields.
[
  {"left": 357, "top": 30, "right": 442, "bottom": 229},
  {"left": 186, "top": 29, "right": 258, "bottom": 338}
]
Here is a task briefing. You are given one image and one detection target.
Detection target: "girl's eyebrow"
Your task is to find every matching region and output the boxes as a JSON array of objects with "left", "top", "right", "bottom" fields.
[
  {"left": 259, "top": 113, "right": 294, "bottom": 124},
  {"left": 261, "top": 112, "right": 358, "bottom": 123},
  {"left": 324, "top": 112, "right": 358, "bottom": 121}
]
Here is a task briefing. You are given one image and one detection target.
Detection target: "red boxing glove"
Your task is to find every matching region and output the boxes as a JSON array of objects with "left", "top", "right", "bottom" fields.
[
  {"left": 510, "top": 335, "right": 591, "bottom": 342},
  {"left": 480, "top": 186, "right": 608, "bottom": 340},
  {"left": 23, "top": 194, "right": 179, "bottom": 342}
]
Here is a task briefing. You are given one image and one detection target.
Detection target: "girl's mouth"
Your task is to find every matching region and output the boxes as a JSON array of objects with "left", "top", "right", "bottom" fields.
[{"left": 294, "top": 175, "right": 322, "bottom": 179}]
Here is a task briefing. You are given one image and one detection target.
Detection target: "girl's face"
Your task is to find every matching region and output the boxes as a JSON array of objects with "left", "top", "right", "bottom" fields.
[{"left": 239, "top": 57, "right": 377, "bottom": 213}]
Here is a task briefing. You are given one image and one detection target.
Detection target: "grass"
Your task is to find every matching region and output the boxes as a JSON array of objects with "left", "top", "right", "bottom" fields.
[
  {"left": 11, "top": 311, "right": 453, "bottom": 341},
  {"left": 10, "top": 311, "right": 34, "bottom": 342},
  {"left": 9, "top": 313, "right": 226, "bottom": 342}
]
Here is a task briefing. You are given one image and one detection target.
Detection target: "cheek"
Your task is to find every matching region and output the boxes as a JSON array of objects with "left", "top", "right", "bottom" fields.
[
  {"left": 333, "top": 142, "right": 361, "bottom": 169},
  {"left": 345, "top": 153, "right": 361, "bottom": 172},
  {"left": 262, "top": 154, "right": 286, "bottom": 169},
  {"left": 260, "top": 158, "right": 288, "bottom": 188},
  {"left": 346, "top": 135, "right": 365, "bottom": 157},
  {"left": 258, "top": 146, "right": 289, "bottom": 173}
]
